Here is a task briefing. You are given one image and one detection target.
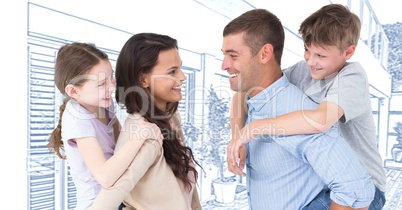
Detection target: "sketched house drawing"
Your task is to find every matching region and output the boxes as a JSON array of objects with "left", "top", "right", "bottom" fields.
[{"left": 14, "top": 0, "right": 401, "bottom": 209}]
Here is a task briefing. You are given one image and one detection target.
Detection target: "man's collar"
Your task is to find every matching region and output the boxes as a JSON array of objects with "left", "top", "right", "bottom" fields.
[{"left": 246, "top": 75, "right": 289, "bottom": 112}]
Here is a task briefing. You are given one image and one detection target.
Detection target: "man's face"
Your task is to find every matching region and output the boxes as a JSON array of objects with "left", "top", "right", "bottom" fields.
[
  {"left": 221, "top": 33, "right": 262, "bottom": 96},
  {"left": 304, "top": 44, "right": 349, "bottom": 80}
]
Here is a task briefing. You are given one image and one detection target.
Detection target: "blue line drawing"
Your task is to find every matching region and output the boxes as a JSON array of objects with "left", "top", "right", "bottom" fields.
[{"left": 25, "top": 0, "right": 402, "bottom": 209}]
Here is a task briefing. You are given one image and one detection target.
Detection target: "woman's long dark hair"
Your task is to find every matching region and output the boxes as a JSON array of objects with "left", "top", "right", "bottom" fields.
[{"left": 115, "top": 33, "right": 200, "bottom": 191}]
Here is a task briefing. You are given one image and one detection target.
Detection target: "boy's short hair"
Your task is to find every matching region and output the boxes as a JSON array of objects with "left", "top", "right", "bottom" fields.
[{"left": 299, "top": 4, "right": 361, "bottom": 51}]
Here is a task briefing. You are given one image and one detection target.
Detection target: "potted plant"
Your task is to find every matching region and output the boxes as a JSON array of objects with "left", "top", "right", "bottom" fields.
[
  {"left": 182, "top": 86, "right": 238, "bottom": 204},
  {"left": 391, "top": 122, "right": 402, "bottom": 162},
  {"left": 181, "top": 121, "right": 201, "bottom": 150},
  {"left": 197, "top": 85, "right": 237, "bottom": 204}
]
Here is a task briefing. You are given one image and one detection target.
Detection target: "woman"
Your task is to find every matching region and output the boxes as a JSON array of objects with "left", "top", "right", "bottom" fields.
[{"left": 90, "top": 33, "right": 202, "bottom": 210}]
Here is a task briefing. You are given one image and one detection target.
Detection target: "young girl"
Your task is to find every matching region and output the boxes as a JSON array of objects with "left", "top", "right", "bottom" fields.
[
  {"left": 90, "top": 33, "right": 202, "bottom": 210},
  {"left": 47, "top": 42, "right": 162, "bottom": 210}
]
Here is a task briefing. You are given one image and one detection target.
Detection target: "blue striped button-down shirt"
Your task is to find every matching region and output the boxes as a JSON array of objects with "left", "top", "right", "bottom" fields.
[{"left": 245, "top": 75, "right": 374, "bottom": 210}]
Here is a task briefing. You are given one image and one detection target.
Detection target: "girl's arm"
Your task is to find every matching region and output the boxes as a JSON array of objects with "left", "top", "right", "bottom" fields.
[
  {"left": 112, "top": 118, "right": 121, "bottom": 143},
  {"left": 76, "top": 117, "right": 162, "bottom": 188},
  {"left": 90, "top": 138, "right": 161, "bottom": 210}
]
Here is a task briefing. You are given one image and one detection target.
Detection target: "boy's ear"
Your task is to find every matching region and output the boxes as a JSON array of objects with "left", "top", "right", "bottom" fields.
[
  {"left": 65, "top": 84, "right": 79, "bottom": 99},
  {"left": 344, "top": 45, "right": 356, "bottom": 60}
]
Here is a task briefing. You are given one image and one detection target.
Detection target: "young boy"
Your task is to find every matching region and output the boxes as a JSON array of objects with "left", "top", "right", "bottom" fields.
[{"left": 227, "top": 4, "right": 386, "bottom": 209}]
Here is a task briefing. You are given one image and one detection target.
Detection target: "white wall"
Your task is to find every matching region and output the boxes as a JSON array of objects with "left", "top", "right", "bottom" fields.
[
  {"left": 1, "top": 1, "right": 28, "bottom": 209},
  {"left": 13, "top": 0, "right": 395, "bottom": 208}
]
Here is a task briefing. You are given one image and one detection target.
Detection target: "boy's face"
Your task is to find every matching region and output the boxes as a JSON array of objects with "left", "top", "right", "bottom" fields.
[{"left": 304, "top": 44, "right": 353, "bottom": 80}]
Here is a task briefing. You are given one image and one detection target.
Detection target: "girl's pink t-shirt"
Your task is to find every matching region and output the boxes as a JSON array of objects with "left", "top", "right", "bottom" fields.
[{"left": 61, "top": 99, "right": 116, "bottom": 210}]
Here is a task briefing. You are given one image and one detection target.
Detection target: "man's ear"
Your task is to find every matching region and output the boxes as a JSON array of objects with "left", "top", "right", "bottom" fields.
[
  {"left": 65, "top": 84, "right": 79, "bottom": 99},
  {"left": 344, "top": 45, "right": 356, "bottom": 60},
  {"left": 260, "top": 43, "right": 274, "bottom": 64}
]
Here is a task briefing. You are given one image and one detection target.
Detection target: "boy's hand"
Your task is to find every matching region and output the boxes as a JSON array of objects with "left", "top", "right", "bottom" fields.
[
  {"left": 227, "top": 124, "right": 256, "bottom": 176},
  {"left": 227, "top": 122, "right": 260, "bottom": 175},
  {"left": 138, "top": 117, "right": 163, "bottom": 148},
  {"left": 227, "top": 140, "right": 247, "bottom": 176}
]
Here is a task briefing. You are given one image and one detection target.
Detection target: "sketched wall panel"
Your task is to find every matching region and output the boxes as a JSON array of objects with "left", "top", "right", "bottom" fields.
[{"left": 28, "top": 41, "right": 59, "bottom": 210}]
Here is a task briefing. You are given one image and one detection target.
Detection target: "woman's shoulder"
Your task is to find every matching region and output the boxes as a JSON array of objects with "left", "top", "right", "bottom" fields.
[{"left": 123, "top": 113, "right": 143, "bottom": 123}]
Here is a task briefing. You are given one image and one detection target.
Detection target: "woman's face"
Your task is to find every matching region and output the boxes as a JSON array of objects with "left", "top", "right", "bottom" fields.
[{"left": 142, "top": 48, "right": 186, "bottom": 111}]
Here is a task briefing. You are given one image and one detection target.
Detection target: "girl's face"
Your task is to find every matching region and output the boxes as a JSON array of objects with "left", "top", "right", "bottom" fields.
[
  {"left": 73, "top": 59, "right": 116, "bottom": 114},
  {"left": 142, "top": 48, "right": 186, "bottom": 111}
]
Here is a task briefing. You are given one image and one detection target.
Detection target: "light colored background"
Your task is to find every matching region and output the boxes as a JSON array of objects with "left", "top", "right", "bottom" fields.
[{"left": 1, "top": 0, "right": 401, "bottom": 209}]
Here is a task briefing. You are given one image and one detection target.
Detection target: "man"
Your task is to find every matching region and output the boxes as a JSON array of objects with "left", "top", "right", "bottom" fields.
[{"left": 221, "top": 8, "right": 374, "bottom": 210}]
